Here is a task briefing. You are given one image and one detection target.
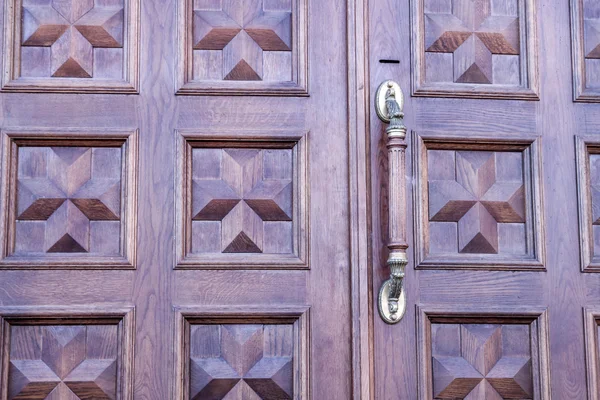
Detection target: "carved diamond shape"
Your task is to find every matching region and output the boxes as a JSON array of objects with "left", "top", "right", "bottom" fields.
[
  {"left": 8, "top": 360, "right": 61, "bottom": 399},
  {"left": 431, "top": 324, "right": 534, "bottom": 399},
  {"left": 16, "top": 147, "right": 122, "bottom": 253},
  {"left": 192, "top": 0, "right": 292, "bottom": 80},
  {"left": 428, "top": 151, "right": 526, "bottom": 254},
  {"left": 424, "top": 0, "right": 520, "bottom": 83},
  {"left": 8, "top": 325, "right": 119, "bottom": 400},
  {"left": 585, "top": 19, "right": 600, "bottom": 59},
  {"left": 192, "top": 148, "right": 292, "bottom": 254},
  {"left": 432, "top": 356, "right": 483, "bottom": 398},
  {"left": 64, "top": 359, "right": 118, "bottom": 399},
  {"left": 21, "top": 0, "right": 124, "bottom": 78},
  {"left": 189, "top": 324, "right": 293, "bottom": 400}
]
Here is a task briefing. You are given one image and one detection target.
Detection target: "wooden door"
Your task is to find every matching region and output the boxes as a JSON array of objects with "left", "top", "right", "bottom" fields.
[
  {"left": 0, "top": 0, "right": 360, "bottom": 399},
  {"left": 368, "top": 0, "right": 600, "bottom": 398}
]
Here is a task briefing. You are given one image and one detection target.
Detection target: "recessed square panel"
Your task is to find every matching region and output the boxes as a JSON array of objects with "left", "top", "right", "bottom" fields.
[
  {"left": 174, "top": 307, "right": 309, "bottom": 400},
  {"left": 177, "top": 0, "right": 308, "bottom": 95},
  {"left": 2, "top": 0, "right": 139, "bottom": 93},
  {"left": 176, "top": 131, "right": 308, "bottom": 269},
  {"left": 576, "top": 137, "right": 600, "bottom": 271},
  {"left": 414, "top": 132, "right": 544, "bottom": 269},
  {"left": 417, "top": 306, "right": 550, "bottom": 399},
  {"left": 412, "top": 0, "right": 539, "bottom": 99},
  {"left": 0, "top": 131, "right": 138, "bottom": 269},
  {"left": 572, "top": 0, "right": 600, "bottom": 101},
  {"left": 0, "top": 307, "right": 134, "bottom": 400},
  {"left": 585, "top": 308, "right": 600, "bottom": 398}
]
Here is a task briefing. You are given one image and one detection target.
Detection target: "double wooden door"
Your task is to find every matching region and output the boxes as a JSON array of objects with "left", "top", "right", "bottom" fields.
[
  {"left": 2, "top": 0, "right": 599, "bottom": 398},
  {"left": 0, "top": 0, "right": 356, "bottom": 399},
  {"left": 369, "top": 0, "right": 600, "bottom": 398}
]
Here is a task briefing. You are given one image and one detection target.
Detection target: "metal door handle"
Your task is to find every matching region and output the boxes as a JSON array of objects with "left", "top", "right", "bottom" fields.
[{"left": 375, "top": 80, "right": 408, "bottom": 324}]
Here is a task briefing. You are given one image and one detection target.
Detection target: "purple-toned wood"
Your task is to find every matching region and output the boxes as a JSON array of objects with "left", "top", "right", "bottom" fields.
[
  {"left": 369, "top": 0, "right": 592, "bottom": 397},
  {"left": 0, "top": 0, "right": 356, "bottom": 399},
  {"left": 2, "top": 0, "right": 139, "bottom": 92}
]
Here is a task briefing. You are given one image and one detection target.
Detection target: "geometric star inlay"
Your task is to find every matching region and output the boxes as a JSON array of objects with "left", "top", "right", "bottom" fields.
[
  {"left": 192, "top": 148, "right": 292, "bottom": 254},
  {"left": 432, "top": 324, "right": 533, "bottom": 399},
  {"left": 590, "top": 154, "right": 600, "bottom": 229},
  {"left": 585, "top": 18, "right": 600, "bottom": 59},
  {"left": 189, "top": 325, "right": 293, "bottom": 400},
  {"left": 425, "top": 0, "right": 520, "bottom": 83},
  {"left": 16, "top": 147, "right": 121, "bottom": 253},
  {"left": 7, "top": 325, "right": 119, "bottom": 400},
  {"left": 428, "top": 151, "right": 525, "bottom": 254},
  {"left": 21, "top": 0, "right": 124, "bottom": 78},
  {"left": 193, "top": 0, "right": 291, "bottom": 80}
]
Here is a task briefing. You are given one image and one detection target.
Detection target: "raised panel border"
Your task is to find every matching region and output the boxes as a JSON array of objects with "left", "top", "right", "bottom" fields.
[
  {"left": 0, "top": 305, "right": 135, "bottom": 400},
  {"left": 585, "top": 307, "right": 600, "bottom": 399},
  {"left": 417, "top": 305, "right": 551, "bottom": 400},
  {"left": 571, "top": 0, "right": 600, "bottom": 102},
  {"left": 175, "top": 0, "right": 308, "bottom": 96},
  {"left": 413, "top": 131, "right": 546, "bottom": 270},
  {"left": 577, "top": 136, "right": 600, "bottom": 272},
  {"left": 173, "top": 305, "right": 310, "bottom": 400},
  {"left": 175, "top": 129, "right": 309, "bottom": 270},
  {"left": 2, "top": 0, "right": 140, "bottom": 94},
  {"left": 0, "top": 129, "right": 139, "bottom": 269},
  {"left": 410, "top": 0, "right": 540, "bottom": 100}
]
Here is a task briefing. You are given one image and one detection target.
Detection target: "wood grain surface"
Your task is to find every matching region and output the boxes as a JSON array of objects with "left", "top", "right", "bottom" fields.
[
  {"left": 369, "top": 0, "right": 597, "bottom": 398},
  {"left": 0, "top": 0, "right": 356, "bottom": 399}
]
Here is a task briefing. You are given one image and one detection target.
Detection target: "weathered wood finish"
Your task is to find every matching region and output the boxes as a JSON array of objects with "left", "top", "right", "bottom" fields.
[
  {"left": 412, "top": 0, "right": 539, "bottom": 99},
  {"left": 173, "top": 307, "right": 309, "bottom": 400},
  {"left": 417, "top": 306, "right": 550, "bottom": 399},
  {"left": 176, "top": 0, "right": 308, "bottom": 95},
  {"left": 585, "top": 308, "right": 600, "bottom": 400},
  {"left": 2, "top": 0, "right": 139, "bottom": 93},
  {"left": 369, "top": 0, "right": 598, "bottom": 397},
  {"left": 572, "top": 0, "right": 600, "bottom": 101},
  {"left": 576, "top": 137, "right": 600, "bottom": 272},
  {"left": 175, "top": 131, "right": 308, "bottom": 269},
  {"left": 0, "top": 130, "right": 138, "bottom": 269},
  {"left": 413, "top": 133, "right": 545, "bottom": 269},
  {"left": 0, "top": 306, "right": 135, "bottom": 400},
  {"left": 0, "top": 0, "right": 356, "bottom": 399}
]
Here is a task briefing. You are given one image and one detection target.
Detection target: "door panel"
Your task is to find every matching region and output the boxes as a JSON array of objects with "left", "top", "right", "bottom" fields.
[
  {"left": 416, "top": 306, "right": 551, "bottom": 399},
  {"left": 0, "top": 130, "right": 137, "bottom": 269},
  {"left": 0, "top": 0, "right": 355, "bottom": 399},
  {"left": 572, "top": 0, "right": 600, "bottom": 101},
  {"left": 370, "top": 0, "right": 595, "bottom": 398},
  {"left": 175, "top": 132, "right": 308, "bottom": 269},
  {"left": 1, "top": 307, "right": 135, "bottom": 400},
  {"left": 411, "top": 0, "right": 538, "bottom": 99},
  {"left": 2, "top": 0, "right": 139, "bottom": 93},
  {"left": 173, "top": 307, "right": 310, "bottom": 399},
  {"left": 577, "top": 138, "right": 600, "bottom": 272},
  {"left": 413, "top": 133, "right": 544, "bottom": 270},
  {"left": 176, "top": 0, "right": 308, "bottom": 95}
]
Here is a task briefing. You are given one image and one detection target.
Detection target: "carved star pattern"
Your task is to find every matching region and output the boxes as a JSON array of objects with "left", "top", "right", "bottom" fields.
[
  {"left": 432, "top": 325, "right": 533, "bottom": 399},
  {"left": 192, "top": 149, "right": 292, "bottom": 253},
  {"left": 585, "top": 18, "right": 600, "bottom": 59},
  {"left": 21, "top": 0, "right": 124, "bottom": 78},
  {"left": 189, "top": 325, "right": 293, "bottom": 400},
  {"left": 428, "top": 151, "right": 525, "bottom": 254},
  {"left": 589, "top": 155, "right": 600, "bottom": 227},
  {"left": 8, "top": 326, "right": 118, "bottom": 399},
  {"left": 424, "top": 0, "right": 520, "bottom": 83},
  {"left": 16, "top": 147, "right": 121, "bottom": 253},
  {"left": 193, "top": 0, "right": 292, "bottom": 80}
]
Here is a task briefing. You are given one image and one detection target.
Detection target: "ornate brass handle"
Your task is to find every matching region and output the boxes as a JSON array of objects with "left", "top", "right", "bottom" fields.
[{"left": 375, "top": 80, "right": 408, "bottom": 324}]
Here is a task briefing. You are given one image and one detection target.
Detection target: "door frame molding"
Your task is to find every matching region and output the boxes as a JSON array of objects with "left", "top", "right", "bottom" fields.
[{"left": 347, "top": 0, "right": 374, "bottom": 398}]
